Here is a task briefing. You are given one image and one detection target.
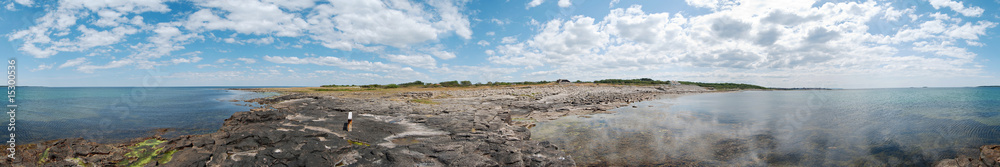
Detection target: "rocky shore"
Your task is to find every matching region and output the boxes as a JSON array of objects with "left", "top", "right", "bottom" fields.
[
  {"left": 3, "top": 84, "right": 709, "bottom": 166},
  {"left": 935, "top": 145, "right": 1000, "bottom": 167},
  {"left": 6, "top": 84, "right": 996, "bottom": 166}
]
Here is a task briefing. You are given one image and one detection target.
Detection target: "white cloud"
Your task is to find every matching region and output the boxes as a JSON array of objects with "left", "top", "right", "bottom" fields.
[
  {"left": 609, "top": 0, "right": 620, "bottom": 8},
  {"left": 477, "top": 40, "right": 490, "bottom": 46},
  {"left": 237, "top": 58, "right": 257, "bottom": 64},
  {"left": 501, "top": 36, "right": 518, "bottom": 43},
  {"left": 929, "top": 0, "right": 984, "bottom": 17},
  {"left": 431, "top": 50, "right": 457, "bottom": 60},
  {"left": 223, "top": 37, "right": 275, "bottom": 45},
  {"left": 302, "top": 0, "right": 472, "bottom": 50},
  {"left": 526, "top": 0, "right": 543, "bottom": 9},
  {"left": 486, "top": 31, "right": 495, "bottom": 36},
  {"left": 59, "top": 57, "right": 87, "bottom": 69},
  {"left": 489, "top": 3, "right": 994, "bottom": 87},
  {"left": 558, "top": 0, "right": 571, "bottom": 8},
  {"left": 263, "top": 55, "right": 415, "bottom": 73},
  {"left": 684, "top": 0, "right": 737, "bottom": 11},
  {"left": 76, "top": 59, "right": 133, "bottom": 73},
  {"left": 170, "top": 56, "right": 203, "bottom": 64},
  {"left": 491, "top": 18, "right": 506, "bottom": 25},
  {"left": 8, "top": 0, "right": 473, "bottom": 73},
  {"left": 31, "top": 63, "right": 52, "bottom": 72},
  {"left": 182, "top": 0, "right": 309, "bottom": 36},
  {"left": 381, "top": 54, "right": 436, "bottom": 69},
  {"left": 14, "top": 0, "right": 32, "bottom": 7}
]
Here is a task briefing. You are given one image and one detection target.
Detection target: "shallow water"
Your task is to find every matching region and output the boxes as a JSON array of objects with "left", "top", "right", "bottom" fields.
[
  {"left": 4, "top": 87, "right": 277, "bottom": 143},
  {"left": 532, "top": 88, "right": 1000, "bottom": 166}
]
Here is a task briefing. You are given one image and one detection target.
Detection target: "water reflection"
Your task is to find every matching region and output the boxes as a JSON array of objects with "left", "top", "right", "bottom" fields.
[{"left": 532, "top": 89, "right": 1000, "bottom": 166}]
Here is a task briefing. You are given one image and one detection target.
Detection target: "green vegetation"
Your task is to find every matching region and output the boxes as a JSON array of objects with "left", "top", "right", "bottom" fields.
[
  {"left": 156, "top": 150, "right": 178, "bottom": 164},
  {"left": 593, "top": 78, "right": 670, "bottom": 85},
  {"left": 320, "top": 84, "right": 355, "bottom": 87},
  {"left": 37, "top": 147, "right": 50, "bottom": 164},
  {"left": 679, "top": 81, "right": 768, "bottom": 90},
  {"left": 117, "top": 139, "right": 176, "bottom": 167},
  {"left": 347, "top": 139, "right": 370, "bottom": 146}
]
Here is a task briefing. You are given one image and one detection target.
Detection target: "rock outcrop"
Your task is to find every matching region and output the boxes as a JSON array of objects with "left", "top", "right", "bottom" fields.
[{"left": 5, "top": 84, "right": 705, "bottom": 166}]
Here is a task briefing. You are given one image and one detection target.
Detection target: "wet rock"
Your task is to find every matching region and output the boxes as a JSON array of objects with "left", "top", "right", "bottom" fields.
[{"left": 936, "top": 145, "right": 1000, "bottom": 167}]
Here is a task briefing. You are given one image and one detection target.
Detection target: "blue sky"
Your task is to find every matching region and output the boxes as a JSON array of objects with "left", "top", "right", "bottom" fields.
[{"left": 1, "top": 0, "right": 999, "bottom": 88}]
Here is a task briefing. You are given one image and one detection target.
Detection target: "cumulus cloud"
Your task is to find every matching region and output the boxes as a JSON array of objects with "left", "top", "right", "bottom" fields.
[
  {"left": 558, "top": 0, "right": 571, "bottom": 8},
  {"left": 489, "top": 2, "right": 994, "bottom": 85},
  {"left": 526, "top": 0, "right": 543, "bottom": 9},
  {"left": 929, "top": 0, "right": 984, "bottom": 17},
  {"left": 7, "top": 0, "right": 473, "bottom": 73}
]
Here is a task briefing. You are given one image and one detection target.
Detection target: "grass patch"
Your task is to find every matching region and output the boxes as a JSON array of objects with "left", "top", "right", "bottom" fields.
[
  {"left": 347, "top": 139, "right": 370, "bottom": 146},
  {"left": 409, "top": 99, "right": 439, "bottom": 104},
  {"left": 37, "top": 147, "right": 50, "bottom": 164},
  {"left": 116, "top": 139, "right": 177, "bottom": 167}
]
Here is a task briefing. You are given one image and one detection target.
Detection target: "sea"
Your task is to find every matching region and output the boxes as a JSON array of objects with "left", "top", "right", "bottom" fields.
[
  {"left": 2, "top": 87, "right": 279, "bottom": 144},
  {"left": 532, "top": 87, "right": 1000, "bottom": 166}
]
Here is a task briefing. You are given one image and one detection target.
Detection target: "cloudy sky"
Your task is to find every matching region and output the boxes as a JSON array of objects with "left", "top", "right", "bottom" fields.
[{"left": 1, "top": 0, "right": 998, "bottom": 88}]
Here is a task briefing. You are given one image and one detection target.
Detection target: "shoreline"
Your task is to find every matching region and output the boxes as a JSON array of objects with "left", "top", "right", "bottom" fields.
[
  {"left": 3, "top": 84, "right": 711, "bottom": 166},
  {"left": 4, "top": 85, "right": 992, "bottom": 166}
]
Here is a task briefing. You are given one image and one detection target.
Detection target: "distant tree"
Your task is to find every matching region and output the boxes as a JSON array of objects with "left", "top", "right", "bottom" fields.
[
  {"left": 460, "top": 80, "right": 472, "bottom": 86},
  {"left": 440, "top": 81, "right": 460, "bottom": 87}
]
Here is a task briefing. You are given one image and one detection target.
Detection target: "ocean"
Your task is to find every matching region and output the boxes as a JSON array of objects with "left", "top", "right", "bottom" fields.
[
  {"left": 2, "top": 87, "right": 278, "bottom": 143},
  {"left": 532, "top": 87, "right": 1000, "bottom": 166}
]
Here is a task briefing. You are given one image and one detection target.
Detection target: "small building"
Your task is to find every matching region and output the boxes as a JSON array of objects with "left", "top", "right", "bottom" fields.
[{"left": 556, "top": 79, "right": 571, "bottom": 84}]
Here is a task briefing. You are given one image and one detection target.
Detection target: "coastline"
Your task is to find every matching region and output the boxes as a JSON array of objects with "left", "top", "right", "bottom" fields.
[
  {"left": 5, "top": 85, "right": 993, "bottom": 166},
  {"left": 3, "top": 84, "right": 711, "bottom": 166}
]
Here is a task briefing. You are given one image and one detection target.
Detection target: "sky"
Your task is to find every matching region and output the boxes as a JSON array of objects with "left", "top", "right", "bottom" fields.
[{"left": 1, "top": 0, "right": 999, "bottom": 88}]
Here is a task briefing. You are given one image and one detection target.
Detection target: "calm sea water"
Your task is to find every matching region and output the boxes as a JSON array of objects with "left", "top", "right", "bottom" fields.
[
  {"left": 532, "top": 87, "right": 1000, "bottom": 166},
  {"left": 2, "top": 87, "right": 278, "bottom": 143}
]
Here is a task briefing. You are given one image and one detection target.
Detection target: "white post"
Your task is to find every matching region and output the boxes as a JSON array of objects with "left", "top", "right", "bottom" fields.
[{"left": 347, "top": 112, "right": 353, "bottom": 131}]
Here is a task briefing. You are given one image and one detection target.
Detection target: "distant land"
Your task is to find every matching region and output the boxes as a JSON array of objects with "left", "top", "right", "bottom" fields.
[{"left": 979, "top": 85, "right": 1000, "bottom": 87}]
